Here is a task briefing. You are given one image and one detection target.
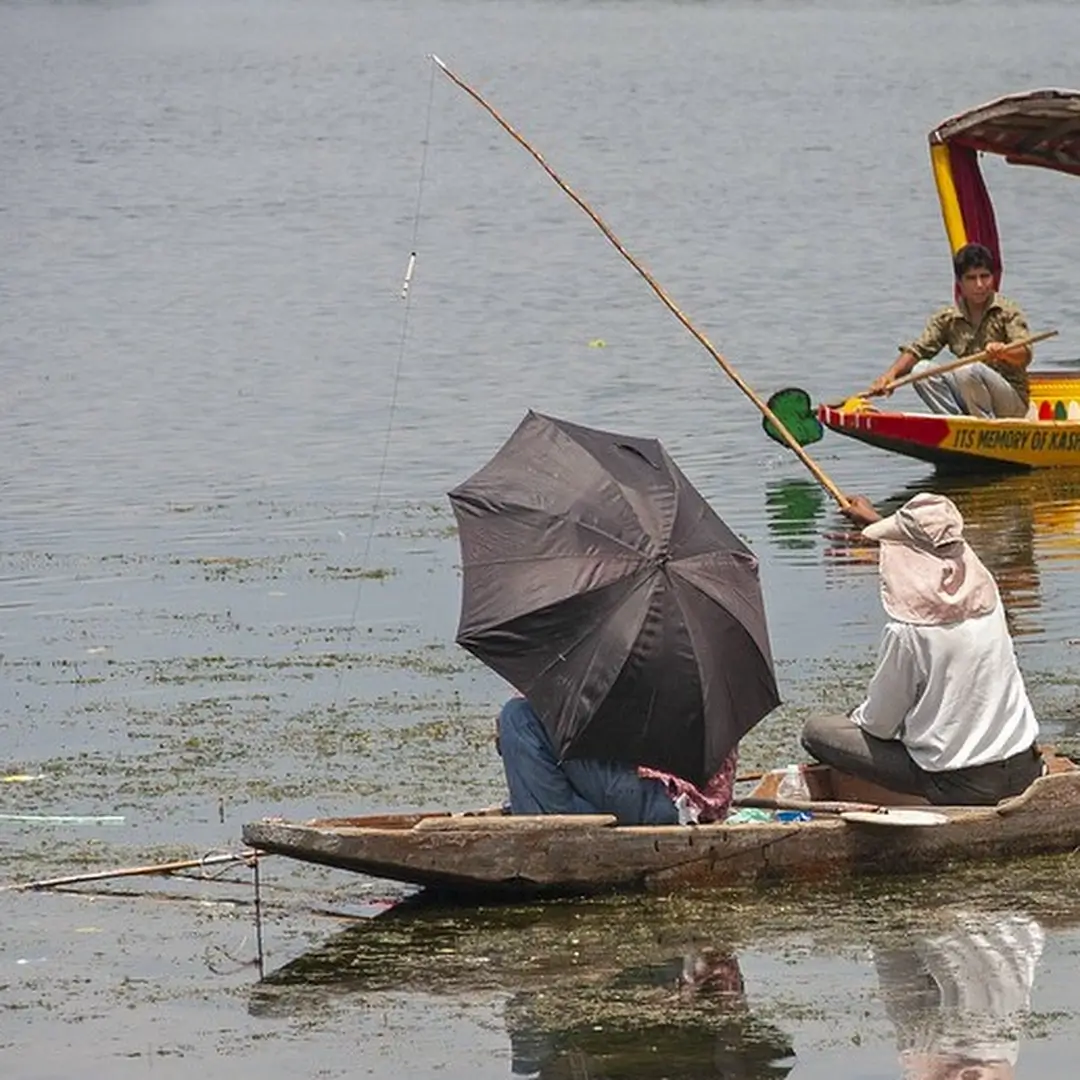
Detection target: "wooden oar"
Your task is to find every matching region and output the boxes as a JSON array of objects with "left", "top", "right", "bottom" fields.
[
  {"left": 733, "top": 796, "right": 880, "bottom": 814},
  {"left": 765, "top": 329, "right": 1058, "bottom": 449},
  {"left": 735, "top": 769, "right": 766, "bottom": 783},
  {"left": 852, "top": 328, "right": 1058, "bottom": 404},
  {"left": 429, "top": 55, "right": 851, "bottom": 511}
]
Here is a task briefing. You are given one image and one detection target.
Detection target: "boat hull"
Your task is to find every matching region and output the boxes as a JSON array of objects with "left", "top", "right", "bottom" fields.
[
  {"left": 818, "top": 372, "right": 1080, "bottom": 470},
  {"left": 243, "top": 767, "right": 1080, "bottom": 900}
]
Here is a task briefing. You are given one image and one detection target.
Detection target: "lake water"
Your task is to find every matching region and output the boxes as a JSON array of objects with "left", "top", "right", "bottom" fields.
[{"left": 3, "top": 0, "right": 1080, "bottom": 1076}]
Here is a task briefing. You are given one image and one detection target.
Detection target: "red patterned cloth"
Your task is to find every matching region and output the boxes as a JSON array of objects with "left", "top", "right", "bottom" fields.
[{"left": 637, "top": 748, "right": 739, "bottom": 823}]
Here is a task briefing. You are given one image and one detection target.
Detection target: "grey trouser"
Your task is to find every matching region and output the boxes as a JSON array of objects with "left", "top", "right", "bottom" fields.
[
  {"left": 801, "top": 713, "right": 1042, "bottom": 806},
  {"left": 912, "top": 359, "right": 1027, "bottom": 419}
]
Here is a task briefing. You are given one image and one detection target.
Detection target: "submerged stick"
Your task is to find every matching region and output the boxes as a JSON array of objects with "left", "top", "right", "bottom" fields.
[
  {"left": 2, "top": 850, "right": 258, "bottom": 892},
  {"left": 253, "top": 854, "right": 266, "bottom": 979},
  {"left": 428, "top": 55, "right": 850, "bottom": 510}
]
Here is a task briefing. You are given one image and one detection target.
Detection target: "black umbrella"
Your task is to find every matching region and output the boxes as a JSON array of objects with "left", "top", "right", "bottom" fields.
[{"left": 449, "top": 411, "right": 779, "bottom": 788}]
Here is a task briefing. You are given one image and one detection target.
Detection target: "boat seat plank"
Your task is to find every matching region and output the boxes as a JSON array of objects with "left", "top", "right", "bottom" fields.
[{"left": 412, "top": 813, "right": 618, "bottom": 832}]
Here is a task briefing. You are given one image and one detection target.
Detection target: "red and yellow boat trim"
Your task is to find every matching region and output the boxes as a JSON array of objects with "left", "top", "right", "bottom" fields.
[{"left": 818, "top": 373, "right": 1080, "bottom": 470}]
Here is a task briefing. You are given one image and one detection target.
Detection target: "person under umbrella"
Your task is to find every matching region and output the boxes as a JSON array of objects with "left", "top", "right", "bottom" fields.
[
  {"left": 496, "top": 695, "right": 741, "bottom": 825},
  {"left": 450, "top": 411, "right": 780, "bottom": 826}
]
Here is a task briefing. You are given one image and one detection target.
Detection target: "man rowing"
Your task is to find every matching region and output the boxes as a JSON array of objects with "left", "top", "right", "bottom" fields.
[{"left": 868, "top": 243, "right": 1034, "bottom": 419}]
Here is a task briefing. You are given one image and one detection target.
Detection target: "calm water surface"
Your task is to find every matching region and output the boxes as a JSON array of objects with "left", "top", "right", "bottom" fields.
[{"left": 3, "top": 0, "right": 1080, "bottom": 1076}]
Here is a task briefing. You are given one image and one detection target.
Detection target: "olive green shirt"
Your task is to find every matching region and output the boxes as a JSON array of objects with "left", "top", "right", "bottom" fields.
[{"left": 901, "top": 293, "right": 1031, "bottom": 404}]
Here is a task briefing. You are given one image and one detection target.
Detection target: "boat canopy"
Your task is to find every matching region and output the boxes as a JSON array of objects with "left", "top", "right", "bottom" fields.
[{"left": 928, "top": 88, "right": 1080, "bottom": 284}]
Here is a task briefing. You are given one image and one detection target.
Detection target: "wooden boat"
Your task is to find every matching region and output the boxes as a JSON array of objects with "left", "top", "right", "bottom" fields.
[
  {"left": 822, "top": 88, "right": 1080, "bottom": 471},
  {"left": 242, "top": 754, "right": 1080, "bottom": 900},
  {"left": 819, "top": 371, "right": 1080, "bottom": 470}
]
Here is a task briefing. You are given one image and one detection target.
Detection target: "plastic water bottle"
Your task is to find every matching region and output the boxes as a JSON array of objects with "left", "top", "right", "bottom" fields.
[
  {"left": 777, "top": 763, "right": 811, "bottom": 802},
  {"left": 674, "top": 792, "right": 700, "bottom": 825}
]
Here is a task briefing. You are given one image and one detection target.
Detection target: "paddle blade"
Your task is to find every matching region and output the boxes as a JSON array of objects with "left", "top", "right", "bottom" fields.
[{"left": 763, "top": 388, "right": 824, "bottom": 448}]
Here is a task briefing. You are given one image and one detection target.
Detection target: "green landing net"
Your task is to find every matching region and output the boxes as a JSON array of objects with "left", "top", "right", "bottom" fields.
[{"left": 763, "top": 388, "right": 825, "bottom": 448}]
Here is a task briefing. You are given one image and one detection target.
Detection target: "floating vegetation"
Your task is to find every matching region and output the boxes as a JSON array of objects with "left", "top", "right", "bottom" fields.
[
  {"left": 190, "top": 554, "right": 292, "bottom": 580},
  {"left": 319, "top": 565, "right": 396, "bottom": 580}
]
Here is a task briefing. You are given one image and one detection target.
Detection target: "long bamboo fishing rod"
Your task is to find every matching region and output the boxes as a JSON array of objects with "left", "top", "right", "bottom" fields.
[{"left": 428, "top": 55, "right": 851, "bottom": 509}]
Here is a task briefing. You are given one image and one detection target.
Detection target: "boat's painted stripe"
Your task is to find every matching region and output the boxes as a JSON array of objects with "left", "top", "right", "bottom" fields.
[
  {"left": 818, "top": 397, "right": 1080, "bottom": 468},
  {"left": 1031, "top": 373, "right": 1080, "bottom": 399}
]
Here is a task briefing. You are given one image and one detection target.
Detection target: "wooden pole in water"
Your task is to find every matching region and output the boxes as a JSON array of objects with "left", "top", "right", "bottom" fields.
[
  {"left": 1, "top": 850, "right": 257, "bottom": 892},
  {"left": 428, "top": 55, "right": 851, "bottom": 510}
]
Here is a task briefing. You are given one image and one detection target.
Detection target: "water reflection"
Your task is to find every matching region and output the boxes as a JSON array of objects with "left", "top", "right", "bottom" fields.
[
  {"left": 505, "top": 947, "right": 795, "bottom": 1079},
  {"left": 248, "top": 866, "right": 1080, "bottom": 1078},
  {"left": 765, "top": 479, "right": 828, "bottom": 552},
  {"left": 250, "top": 903, "right": 795, "bottom": 1079},
  {"left": 874, "top": 912, "right": 1044, "bottom": 1080}
]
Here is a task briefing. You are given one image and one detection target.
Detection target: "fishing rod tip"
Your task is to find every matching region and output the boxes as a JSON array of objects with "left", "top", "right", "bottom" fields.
[{"left": 429, "top": 53, "right": 446, "bottom": 68}]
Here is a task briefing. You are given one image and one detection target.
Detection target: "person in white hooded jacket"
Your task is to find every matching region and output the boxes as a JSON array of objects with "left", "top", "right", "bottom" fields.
[{"left": 801, "top": 492, "right": 1042, "bottom": 805}]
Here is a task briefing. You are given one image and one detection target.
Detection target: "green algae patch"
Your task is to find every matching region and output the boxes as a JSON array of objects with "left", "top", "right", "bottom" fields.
[
  {"left": 191, "top": 555, "right": 293, "bottom": 581},
  {"left": 320, "top": 565, "right": 396, "bottom": 580}
]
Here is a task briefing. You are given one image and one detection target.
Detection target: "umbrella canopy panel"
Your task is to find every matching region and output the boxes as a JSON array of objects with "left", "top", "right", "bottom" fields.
[{"left": 449, "top": 411, "right": 779, "bottom": 787}]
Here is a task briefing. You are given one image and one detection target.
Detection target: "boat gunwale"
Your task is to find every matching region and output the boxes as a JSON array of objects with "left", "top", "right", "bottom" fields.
[
  {"left": 816, "top": 389, "right": 1080, "bottom": 469},
  {"left": 240, "top": 770, "right": 1080, "bottom": 897},
  {"left": 820, "top": 406, "right": 1080, "bottom": 429},
  {"left": 250, "top": 768, "right": 1074, "bottom": 841}
]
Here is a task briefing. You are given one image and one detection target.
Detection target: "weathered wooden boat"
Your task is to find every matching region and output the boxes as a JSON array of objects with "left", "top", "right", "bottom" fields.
[
  {"left": 819, "top": 371, "right": 1080, "bottom": 470},
  {"left": 822, "top": 88, "right": 1080, "bottom": 471},
  {"left": 243, "top": 754, "right": 1080, "bottom": 900}
]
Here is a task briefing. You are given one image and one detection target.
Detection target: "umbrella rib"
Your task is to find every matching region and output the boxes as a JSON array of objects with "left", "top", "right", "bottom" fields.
[
  {"left": 672, "top": 501, "right": 741, "bottom": 559},
  {"left": 525, "top": 576, "right": 652, "bottom": 685},
  {"left": 461, "top": 553, "right": 643, "bottom": 568},
  {"left": 572, "top": 511, "right": 658, "bottom": 558},
  {"left": 464, "top": 501, "right": 654, "bottom": 560},
  {"left": 671, "top": 562, "right": 774, "bottom": 672},
  {"left": 669, "top": 565, "right": 779, "bottom": 754}
]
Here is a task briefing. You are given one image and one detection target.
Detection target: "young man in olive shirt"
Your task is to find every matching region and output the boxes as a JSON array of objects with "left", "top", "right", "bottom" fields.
[{"left": 869, "top": 243, "right": 1033, "bottom": 418}]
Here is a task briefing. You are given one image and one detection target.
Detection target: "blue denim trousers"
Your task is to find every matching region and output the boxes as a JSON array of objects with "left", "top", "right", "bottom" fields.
[{"left": 496, "top": 697, "right": 678, "bottom": 826}]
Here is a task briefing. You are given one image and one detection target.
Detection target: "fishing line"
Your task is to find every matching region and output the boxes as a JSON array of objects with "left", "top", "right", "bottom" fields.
[{"left": 335, "top": 61, "right": 440, "bottom": 698}]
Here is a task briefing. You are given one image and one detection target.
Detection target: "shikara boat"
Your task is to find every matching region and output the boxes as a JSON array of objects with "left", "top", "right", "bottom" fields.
[
  {"left": 243, "top": 754, "right": 1080, "bottom": 900},
  {"left": 821, "top": 88, "right": 1080, "bottom": 471},
  {"left": 820, "top": 371, "right": 1080, "bottom": 470}
]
